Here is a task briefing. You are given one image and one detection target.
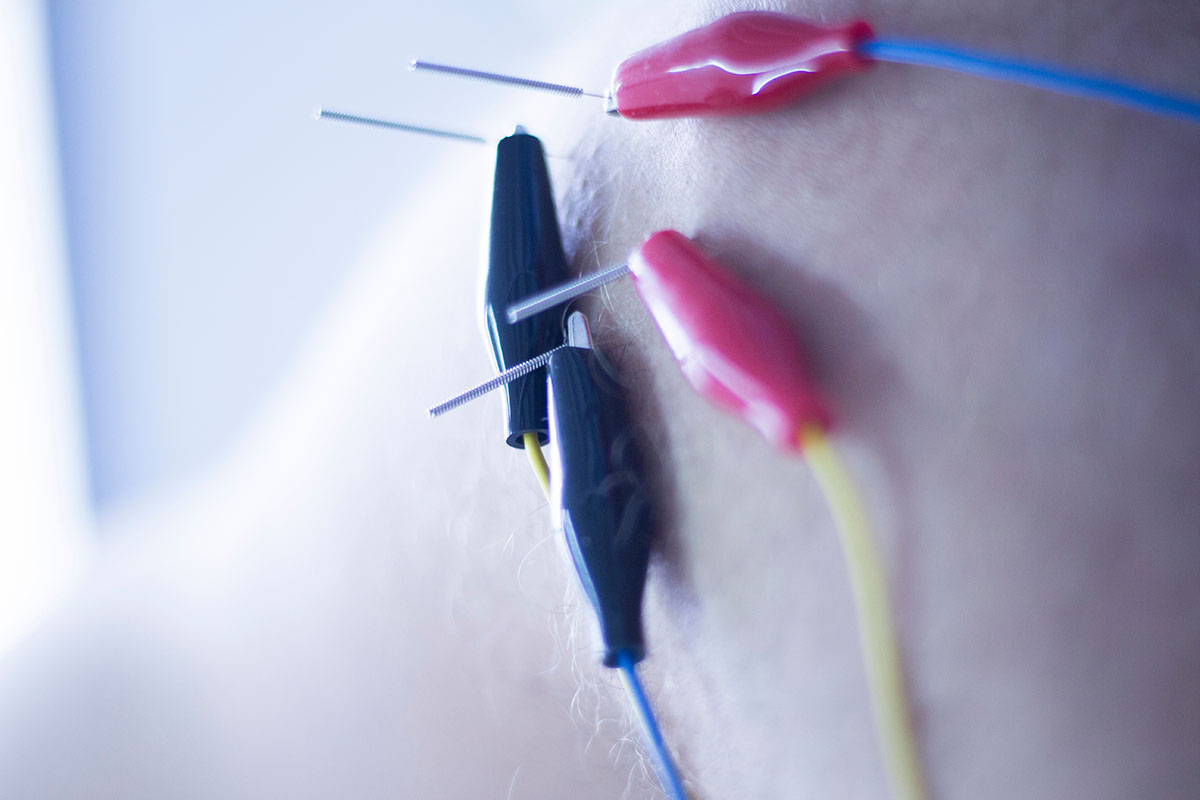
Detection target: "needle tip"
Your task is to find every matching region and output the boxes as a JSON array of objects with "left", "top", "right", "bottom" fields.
[
  {"left": 408, "top": 58, "right": 419, "bottom": 71},
  {"left": 313, "top": 106, "right": 326, "bottom": 120}
]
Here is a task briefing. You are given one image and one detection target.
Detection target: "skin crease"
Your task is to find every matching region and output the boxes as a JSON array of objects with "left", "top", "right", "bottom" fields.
[{"left": 1, "top": 1, "right": 1198, "bottom": 798}]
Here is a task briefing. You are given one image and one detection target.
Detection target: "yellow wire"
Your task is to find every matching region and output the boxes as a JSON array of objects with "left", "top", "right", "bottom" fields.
[
  {"left": 523, "top": 432, "right": 551, "bottom": 499},
  {"left": 800, "top": 425, "right": 929, "bottom": 800}
]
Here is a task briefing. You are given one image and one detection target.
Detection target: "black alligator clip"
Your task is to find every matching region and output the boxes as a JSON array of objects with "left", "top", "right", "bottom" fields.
[
  {"left": 484, "top": 127, "right": 570, "bottom": 448},
  {"left": 547, "top": 312, "right": 655, "bottom": 667}
]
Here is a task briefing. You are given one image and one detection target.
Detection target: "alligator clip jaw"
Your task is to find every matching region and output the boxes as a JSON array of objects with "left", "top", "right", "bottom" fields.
[{"left": 610, "top": 12, "right": 873, "bottom": 119}]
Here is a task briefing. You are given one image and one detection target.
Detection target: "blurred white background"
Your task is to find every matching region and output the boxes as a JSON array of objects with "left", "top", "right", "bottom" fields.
[{"left": 1, "top": 0, "right": 601, "bottom": 656}]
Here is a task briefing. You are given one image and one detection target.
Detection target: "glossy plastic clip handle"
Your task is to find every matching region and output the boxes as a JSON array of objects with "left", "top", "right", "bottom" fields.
[
  {"left": 485, "top": 129, "right": 570, "bottom": 447},
  {"left": 610, "top": 12, "right": 873, "bottom": 119},
  {"left": 547, "top": 316, "right": 653, "bottom": 667},
  {"left": 629, "top": 231, "right": 832, "bottom": 450}
]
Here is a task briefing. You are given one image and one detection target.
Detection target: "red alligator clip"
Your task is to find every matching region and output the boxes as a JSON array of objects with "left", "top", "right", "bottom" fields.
[
  {"left": 610, "top": 12, "right": 873, "bottom": 120},
  {"left": 629, "top": 231, "right": 832, "bottom": 450}
]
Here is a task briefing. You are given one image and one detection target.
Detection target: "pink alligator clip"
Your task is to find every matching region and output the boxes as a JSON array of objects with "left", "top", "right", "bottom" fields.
[
  {"left": 629, "top": 231, "right": 832, "bottom": 450},
  {"left": 610, "top": 12, "right": 873, "bottom": 119}
]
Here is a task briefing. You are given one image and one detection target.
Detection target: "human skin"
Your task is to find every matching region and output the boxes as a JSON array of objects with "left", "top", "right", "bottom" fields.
[
  {"left": 2, "top": 0, "right": 1199, "bottom": 798},
  {"left": 562, "top": 0, "right": 1200, "bottom": 797}
]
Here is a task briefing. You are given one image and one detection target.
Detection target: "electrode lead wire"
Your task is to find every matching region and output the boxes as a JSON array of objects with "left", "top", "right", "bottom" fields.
[
  {"left": 800, "top": 425, "right": 928, "bottom": 800},
  {"left": 860, "top": 38, "right": 1200, "bottom": 124},
  {"left": 523, "top": 432, "right": 551, "bottom": 498},
  {"left": 614, "top": 649, "right": 689, "bottom": 800}
]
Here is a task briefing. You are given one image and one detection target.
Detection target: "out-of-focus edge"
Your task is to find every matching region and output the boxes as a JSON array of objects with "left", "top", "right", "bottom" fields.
[{"left": 0, "top": 0, "right": 94, "bottom": 658}]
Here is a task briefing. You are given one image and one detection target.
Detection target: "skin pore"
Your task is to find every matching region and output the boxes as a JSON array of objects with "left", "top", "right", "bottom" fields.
[{"left": 2, "top": 0, "right": 1198, "bottom": 798}]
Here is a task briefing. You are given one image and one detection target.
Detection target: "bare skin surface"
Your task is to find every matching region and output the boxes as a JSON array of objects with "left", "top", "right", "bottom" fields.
[
  {"left": 0, "top": 162, "right": 644, "bottom": 798},
  {"left": 559, "top": 1, "right": 1200, "bottom": 797},
  {"left": 1, "top": 1, "right": 1199, "bottom": 798}
]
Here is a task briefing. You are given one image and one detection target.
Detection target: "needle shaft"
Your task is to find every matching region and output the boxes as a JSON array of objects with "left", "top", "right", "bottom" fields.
[
  {"left": 409, "top": 59, "right": 606, "bottom": 99},
  {"left": 428, "top": 346, "right": 565, "bottom": 419},
  {"left": 315, "top": 108, "right": 487, "bottom": 144},
  {"left": 507, "top": 263, "right": 631, "bottom": 323}
]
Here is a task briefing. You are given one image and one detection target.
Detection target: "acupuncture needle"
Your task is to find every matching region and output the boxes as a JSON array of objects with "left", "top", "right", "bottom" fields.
[
  {"left": 410, "top": 12, "right": 1200, "bottom": 124},
  {"left": 314, "top": 108, "right": 487, "bottom": 143}
]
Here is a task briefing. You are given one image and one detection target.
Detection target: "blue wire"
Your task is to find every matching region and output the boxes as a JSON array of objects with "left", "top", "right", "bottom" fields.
[
  {"left": 614, "top": 650, "right": 688, "bottom": 800},
  {"left": 858, "top": 38, "right": 1200, "bottom": 124}
]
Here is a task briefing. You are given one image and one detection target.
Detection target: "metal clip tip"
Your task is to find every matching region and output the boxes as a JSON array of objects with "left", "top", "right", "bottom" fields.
[{"left": 566, "top": 311, "right": 593, "bottom": 349}]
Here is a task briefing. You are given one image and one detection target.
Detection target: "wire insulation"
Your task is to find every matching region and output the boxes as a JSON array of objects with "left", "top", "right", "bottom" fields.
[
  {"left": 800, "top": 426, "right": 928, "bottom": 800},
  {"left": 522, "top": 432, "right": 551, "bottom": 499},
  {"left": 614, "top": 650, "right": 688, "bottom": 800},
  {"left": 859, "top": 38, "right": 1200, "bottom": 124}
]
